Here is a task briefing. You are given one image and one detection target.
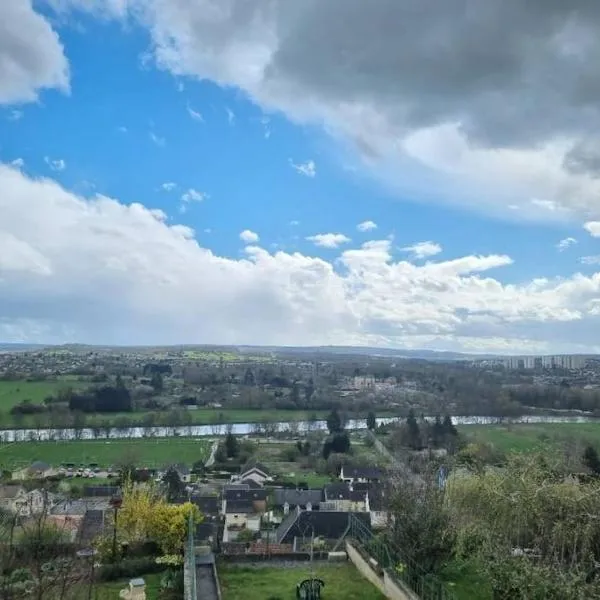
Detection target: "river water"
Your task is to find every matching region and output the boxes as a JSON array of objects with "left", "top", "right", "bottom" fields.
[{"left": 0, "top": 414, "right": 597, "bottom": 443}]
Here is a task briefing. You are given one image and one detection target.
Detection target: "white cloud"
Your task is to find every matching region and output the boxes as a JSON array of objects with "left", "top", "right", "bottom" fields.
[
  {"left": 161, "top": 182, "right": 177, "bottom": 192},
  {"left": 149, "top": 132, "right": 165, "bottom": 147},
  {"left": 181, "top": 188, "right": 206, "bottom": 204},
  {"left": 584, "top": 222, "right": 600, "bottom": 237},
  {"left": 0, "top": 2, "right": 69, "bottom": 105},
  {"left": 187, "top": 105, "right": 204, "bottom": 122},
  {"left": 357, "top": 220, "right": 377, "bottom": 232},
  {"left": 44, "top": 157, "right": 66, "bottom": 172},
  {"left": 117, "top": 126, "right": 127, "bottom": 133},
  {"left": 290, "top": 159, "right": 316, "bottom": 178},
  {"left": 226, "top": 107, "right": 235, "bottom": 125},
  {"left": 290, "top": 220, "right": 300, "bottom": 226},
  {"left": 10, "top": 158, "right": 24, "bottom": 169},
  {"left": 557, "top": 237, "right": 577, "bottom": 252},
  {"left": 400, "top": 241, "right": 442, "bottom": 259},
  {"left": 8, "top": 110, "right": 23, "bottom": 121},
  {"left": 4, "top": 164, "right": 600, "bottom": 352},
  {"left": 240, "top": 230, "right": 259, "bottom": 244},
  {"left": 306, "top": 233, "right": 351, "bottom": 249},
  {"left": 580, "top": 255, "right": 600, "bottom": 265}
]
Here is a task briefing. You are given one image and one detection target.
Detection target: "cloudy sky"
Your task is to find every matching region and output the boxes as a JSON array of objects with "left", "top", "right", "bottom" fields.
[{"left": 2, "top": 0, "right": 600, "bottom": 354}]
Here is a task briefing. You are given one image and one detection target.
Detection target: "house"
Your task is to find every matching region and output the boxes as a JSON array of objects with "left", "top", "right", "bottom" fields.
[
  {"left": 365, "top": 485, "right": 390, "bottom": 529},
  {"left": 273, "top": 489, "right": 323, "bottom": 515},
  {"left": 339, "top": 465, "right": 383, "bottom": 485},
  {"left": 0, "top": 486, "right": 53, "bottom": 516},
  {"left": 222, "top": 488, "right": 267, "bottom": 515},
  {"left": 235, "top": 462, "right": 271, "bottom": 487},
  {"left": 276, "top": 510, "right": 371, "bottom": 545},
  {"left": 223, "top": 499, "right": 254, "bottom": 542},
  {"left": 12, "top": 461, "right": 53, "bottom": 481},
  {"left": 322, "top": 483, "right": 367, "bottom": 512},
  {"left": 176, "top": 494, "right": 220, "bottom": 517}
]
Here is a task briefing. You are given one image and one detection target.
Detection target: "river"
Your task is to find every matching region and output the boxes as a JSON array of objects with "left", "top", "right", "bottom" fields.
[{"left": 0, "top": 414, "right": 597, "bottom": 443}]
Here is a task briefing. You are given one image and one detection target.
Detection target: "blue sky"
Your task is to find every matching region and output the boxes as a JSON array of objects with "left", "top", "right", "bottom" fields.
[{"left": 2, "top": 1, "right": 600, "bottom": 353}]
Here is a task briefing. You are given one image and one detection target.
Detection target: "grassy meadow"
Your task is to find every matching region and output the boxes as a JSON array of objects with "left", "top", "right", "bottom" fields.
[
  {"left": 460, "top": 422, "right": 600, "bottom": 453},
  {"left": 218, "top": 563, "right": 386, "bottom": 600},
  {"left": 0, "top": 438, "right": 211, "bottom": 470}
]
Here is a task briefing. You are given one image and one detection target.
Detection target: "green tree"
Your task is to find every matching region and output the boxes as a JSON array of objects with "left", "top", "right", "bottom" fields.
[
  {"left": 366, "top": 411, "right": 377, "bottom": 430},
  {"left": 583, "top": 445, "right": 600, "bottom": 476},
  {"left": 326, "top": 409, "right": 343, "bottom": 434},
  {"left": 225, "top": 432, "right": 239, "bottom": 458},
  {"left": 162, "top": 467, "right": 184, "bottom": 502},
  {"left": 406, "top": 409, "right": 421, "bottom": 450},
  {"left": 150, "top": 372, "right": 164, "bottom": 393}
]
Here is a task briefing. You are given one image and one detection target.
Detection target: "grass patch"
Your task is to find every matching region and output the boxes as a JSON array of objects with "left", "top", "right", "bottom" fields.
[
  {"left": 219, "top": 563, "right": 386, "bottom": 600},
  {"left": 0, "top": 380, "right": 82, "bottom": 410},
  {"left": 94, "top": 572, "right": 162, "bottom": 599},
  {"left": 460, "top": 422, "right": 600, "bottom": 453},
  {"left": 0, "top": 438, "right": 210, "bottom": 470}
]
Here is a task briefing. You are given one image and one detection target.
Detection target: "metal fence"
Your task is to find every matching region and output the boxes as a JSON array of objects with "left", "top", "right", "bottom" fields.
[
  {"left": 185, "top": 510, "right": 197, "bottom": 600},
  {"left": 347, "top": 514, "right": 455, "bottom": 600}
]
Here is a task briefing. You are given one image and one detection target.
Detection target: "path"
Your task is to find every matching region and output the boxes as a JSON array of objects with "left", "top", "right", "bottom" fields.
[{"left": 204, "top": 440, "right": 219, "bottom": 468}]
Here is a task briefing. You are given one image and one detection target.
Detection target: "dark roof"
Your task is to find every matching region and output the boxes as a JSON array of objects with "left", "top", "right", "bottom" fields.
[
  {"left": 223, "top": 484, "right": 250, "bottom": 492},
  {"left": 324, "top": 483, "right": 351, "bottom": 501},
  {"left": 342, "top": 466, "right": 383, "bottom": 480},
  {"left": 29, "top": 461, "right": 51, "bottom": 472},
  {"left": 240, "top": 462, "right": 270, "bottom": 477},
  {"left": 240, "top": 478, "right": 263, "bottom": 489},
  {"left": 349, "top": 490, "right": 367, "bottom": 502},
  {"left": 273, "top": 489, "right": 323, "bottom": 507},
  {"left": 224, "top": 488, "right": 267, "bottom": 502},
  {"left": 0, "top": 485, "right": 24, "bottom": 499},
  {"left": 225, "top": 499, "right": 254, "bottom": 514},
  {"left": 195, "top": 522, "right": 218, "bottom": 544},
  {"left": 78, "top": 509, "right": 105, "bottom": 544},
  {"left": 367, "top": 486, "right": 386, "bottom": 511},
  {"left": 82, "top": 486, "right": 119, "bottom": 498},
  {"left": 276, "top": 511, "right": 371, "bottom": 543},
  {"left": 191, "top": 495, "right": 219, "bottom": 515}
]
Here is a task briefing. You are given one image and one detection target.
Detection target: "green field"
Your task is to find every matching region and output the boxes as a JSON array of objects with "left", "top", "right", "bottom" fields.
[
  {"left": 219, "top": 563, "right": 386, "bottom": 600},
  {"left": 0, "top": 379, "right": 81, "bottom": 410},
  {"left": 0, "top": 438, "right": 211, "bottom": 470},
  {"left": 460, "top": 422, "right": 600, "bottom": 453}
]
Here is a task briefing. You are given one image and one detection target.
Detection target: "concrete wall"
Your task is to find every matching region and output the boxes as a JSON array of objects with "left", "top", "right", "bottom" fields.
[{"left": 345, "top": 541, "right": 420, "bottom": 600}]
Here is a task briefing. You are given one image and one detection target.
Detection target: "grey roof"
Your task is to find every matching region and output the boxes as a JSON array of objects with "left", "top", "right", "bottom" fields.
[
  {"left": 82, "top": 486, "right": 119, "bottom": 498},
  {"left": 342, "top": 466, "right": 383, "bottom": 480},
  {"left": 273, "top": 489, "right": 323, "bottom": 507},
  {"left": 225, "top": 499, "right": 254, "bottom": 514},
  {"left": 164, "top": 463, "right": 191, "bottom": 475},
  {"left": 0, "top": 485, "right": 24, "bottom": 499},
  {"left": 276, "top": 511, "right": 371, "bottom": 543},
  {"left": 240, "top": 462, "right": 270, "bottom": 477},
  {"left": 224, "top": 488, "right": 267, "bottom": 502},
  {"left": 324, "top": 483, "right": 351, "bottom": 501},
  {"left": 29, "top": 461, "right": 51, "bottom": 472}
]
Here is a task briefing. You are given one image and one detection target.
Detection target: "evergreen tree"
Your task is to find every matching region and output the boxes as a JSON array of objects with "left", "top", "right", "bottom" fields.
[
  {"left": 150, "top": 371, "right": 164, "bottom": 393},
  {"left": 431, "top": 415, "right": 445, "bottom": 448},
  {"left": 442, "top": 415, "right": 458, "bottom": 437},
  {"left": 162, "top": 467, "right": 183, "bottom": 502},
  {"left": 406, "top": 409, "right": 421, "bottom": 450},
  {"left": 225, "top": 432, "right": 240, "bottom": 458},
  {"left": 366, "top": 411, "right": 377, "bottom": 431},
  {"left": 326, "top": 408, "right": 343, "bottom": 434},
  {"left": 583, "top": 445, "right": 600, "bottom": 476}
]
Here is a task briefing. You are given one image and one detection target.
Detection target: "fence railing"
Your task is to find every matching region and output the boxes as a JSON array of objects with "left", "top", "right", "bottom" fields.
[{"left": 347, "top": 514, "right": 455, "bottom": 600}]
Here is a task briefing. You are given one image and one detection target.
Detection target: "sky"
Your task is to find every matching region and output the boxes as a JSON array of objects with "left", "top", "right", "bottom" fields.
[{"left": 2, "top": 1, "right": 600, "bottom": 354}]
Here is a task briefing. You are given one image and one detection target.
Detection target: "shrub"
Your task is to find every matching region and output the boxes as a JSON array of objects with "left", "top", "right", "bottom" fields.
[{"left": 97, "top": 557, "right": 165, "bottom": 582}]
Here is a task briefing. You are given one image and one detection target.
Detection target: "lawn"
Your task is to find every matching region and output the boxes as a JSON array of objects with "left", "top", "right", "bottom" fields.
[
  {"left": 0, "top": 438, "right": 210, "bottom": 470},
  {"left": 460, "top": 422, "right": 600, "bottom": 453},
  {"left": 93, "top": 572, "right": 162, "bottom": 599},
  {"left": 218, "top": 563, "right": 386, "bottom": 600},
  {"left": 0, "top": 379, "right": 81, "bottom": 410}
]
